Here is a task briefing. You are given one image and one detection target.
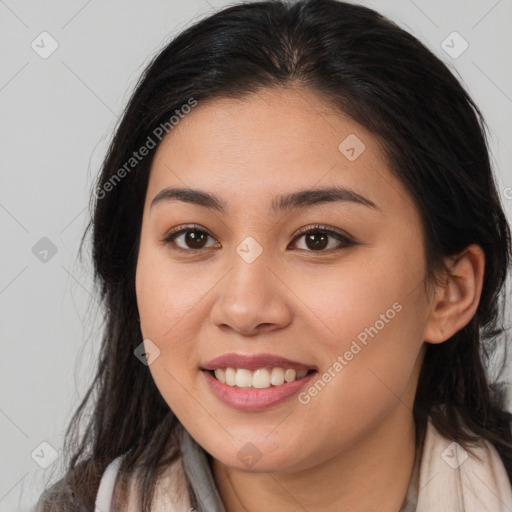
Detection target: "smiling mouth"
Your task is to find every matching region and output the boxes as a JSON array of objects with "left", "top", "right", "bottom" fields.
[{"left": 206, "top": 367, "right": 317, "bottom": 389}]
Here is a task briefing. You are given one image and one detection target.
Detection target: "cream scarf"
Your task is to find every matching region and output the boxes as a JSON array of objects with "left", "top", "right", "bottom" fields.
[{"left": 94, "top": 418, "right": 512, "bottom": 511}]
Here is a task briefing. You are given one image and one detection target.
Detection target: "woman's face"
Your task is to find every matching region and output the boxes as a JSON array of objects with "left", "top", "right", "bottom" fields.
[{"left": 135, "top": 87, "right": 432, "bottom": 473}]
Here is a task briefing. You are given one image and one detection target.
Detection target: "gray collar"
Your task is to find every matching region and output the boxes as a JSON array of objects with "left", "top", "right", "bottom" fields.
[{"left": 180, "top": 426, "right": 227, "bottom": 512}]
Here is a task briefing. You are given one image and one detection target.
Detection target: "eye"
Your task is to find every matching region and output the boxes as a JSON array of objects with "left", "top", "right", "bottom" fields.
[
  {"left": 162, "top": 224, "right": 219, "bottom": 251},
  {"left": 161, "top": 224, "right": 355, "bottom": 253},
  {"left": 289, "top": 224, "right": 355, "bottom": 253}
]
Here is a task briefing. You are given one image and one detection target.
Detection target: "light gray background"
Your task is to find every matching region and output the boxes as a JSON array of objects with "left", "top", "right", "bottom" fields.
[{"left": 1, "top": 0, "right": 511, "bottom": 509}]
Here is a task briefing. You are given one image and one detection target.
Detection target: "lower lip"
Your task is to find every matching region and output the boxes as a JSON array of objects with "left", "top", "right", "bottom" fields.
[{"left": 202, "top": 370, "right": 318, "bottom": 411}]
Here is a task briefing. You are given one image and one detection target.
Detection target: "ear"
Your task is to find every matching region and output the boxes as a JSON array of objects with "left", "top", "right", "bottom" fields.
[{"left": 423, "top": 244, "right": 485, "bottom": 344}]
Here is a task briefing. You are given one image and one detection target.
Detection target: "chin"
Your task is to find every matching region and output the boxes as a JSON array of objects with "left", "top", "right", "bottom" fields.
[{"left": 211, "top": 444, "right": 310, "bottom": 474}]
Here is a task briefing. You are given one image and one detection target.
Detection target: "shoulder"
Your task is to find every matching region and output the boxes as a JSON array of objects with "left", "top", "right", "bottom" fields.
[
  {"left": 32, "top": 460, "right": 97, "bottom": 512},
  {"left": 32, "top": 478, "right": 77, "bottom": 512},
  {"left": 417, "top": 418, "right": 512, "bottom": 511},
  {"left": 422, "top": 417, "right": 511, "bottom": 474},
  {"left": 30, "top": 457, "right": 123, "bottom": 512},
  {"left": 152, "top": 452, "right": 193, "bottom": 511},
  {"left": 94, "top": 455, "right": 124, "bottom": 510},
  {"left": 95, "top": 452, "right": 192, "bottom": 512}
]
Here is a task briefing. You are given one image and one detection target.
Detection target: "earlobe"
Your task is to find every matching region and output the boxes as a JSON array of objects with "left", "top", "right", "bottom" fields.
[{"left": 423, "top": 244, "right": 485, "bottom": 344}]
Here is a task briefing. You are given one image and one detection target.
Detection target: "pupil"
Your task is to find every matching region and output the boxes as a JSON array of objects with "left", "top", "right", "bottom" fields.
[
  {"left": 307, "top": 232, "right": 328, "bottom": 250},
  {"left": 186, "top": 230, "right": 206, "bottom": 248}
]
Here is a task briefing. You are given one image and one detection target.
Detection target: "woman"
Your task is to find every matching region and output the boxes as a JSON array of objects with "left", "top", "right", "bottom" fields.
[{"left": 35, "top": 0, "right": 512, "bottom": 510}]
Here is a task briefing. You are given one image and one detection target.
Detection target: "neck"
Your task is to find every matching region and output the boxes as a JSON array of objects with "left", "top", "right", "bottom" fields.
[{"left": 212, "top": 407, "right": 417, "bottom": 512}]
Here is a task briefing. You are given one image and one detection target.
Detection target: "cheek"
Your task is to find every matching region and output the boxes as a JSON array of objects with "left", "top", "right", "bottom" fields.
[
  {"left": 293, "top": 241, "right": 425, "bottom": 353},
  {"left": 135, "top": 251, "right": 200, "bottom": 414},
  {"left": 295, "top": 241, "right": 427, "bottom": 407},
  {"left": 135, "top": 242, "right": 207, "bottom": 340},
  {"left": 135, "top": 245, "right": 215, "bottom": 410}
]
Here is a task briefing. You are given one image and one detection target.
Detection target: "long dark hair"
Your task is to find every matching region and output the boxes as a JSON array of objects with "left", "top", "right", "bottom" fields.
[{"left": 36, "top": 0, "right": 512, "bottom": 509}]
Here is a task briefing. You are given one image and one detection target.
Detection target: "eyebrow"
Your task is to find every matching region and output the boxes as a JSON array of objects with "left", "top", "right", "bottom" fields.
[{"left": 150, "top": 186, "right": 378, "bottom": 213}]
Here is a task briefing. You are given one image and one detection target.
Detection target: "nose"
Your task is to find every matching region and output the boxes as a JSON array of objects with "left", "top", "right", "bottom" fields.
[{"left": 209, "top": 243, "right": 293, "bottom": 336}]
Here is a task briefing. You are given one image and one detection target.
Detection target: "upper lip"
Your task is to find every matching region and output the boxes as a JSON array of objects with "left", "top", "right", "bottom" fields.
[{"left": 201, "top": 353, "right": 317, "bottom": 371}]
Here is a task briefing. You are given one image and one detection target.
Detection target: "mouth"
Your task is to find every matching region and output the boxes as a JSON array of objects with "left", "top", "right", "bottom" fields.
[
  {"left": 201, "top": 353, "right": 317, "bottom": 389},
  {"left": 201, "top": 367, "right": 318, "bottom": 411},
  {"left": 205, "top": 367, "right": 317, "bottom": 389},
  {"left": 200, "top": 353, "right": 318, "bottom": 410}
]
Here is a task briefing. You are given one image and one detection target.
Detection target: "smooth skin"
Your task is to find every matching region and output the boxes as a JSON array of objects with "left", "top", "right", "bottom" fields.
[{"left": 135, "top": 86, "right": 485, "bottom": 512}]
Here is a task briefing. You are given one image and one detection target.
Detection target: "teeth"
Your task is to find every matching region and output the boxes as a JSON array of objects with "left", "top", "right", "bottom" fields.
[
  {"left": 270, "top": 367, "right": 285, "bottom": 386},
  {"left": 225, "top": 367, "right": 236, "bottom": 386},
  {"left": 213, "top": 367, "right": 311, "bottom": 388},
  {"left": 215, "top": 368, "right": 226, "bottom": 384},
  {"left": 253, "top": 369, "right": 271, "bottom": 389},
  {"left": 235, "top": 369, "right": 252, "bottom": 388},
  {"left": 285, "top": 369, "right": 296, "bottom": 382}
]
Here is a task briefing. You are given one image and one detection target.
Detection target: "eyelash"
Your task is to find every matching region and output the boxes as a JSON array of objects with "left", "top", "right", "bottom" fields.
[{"left": 161, "top": 223, "right": 355, "bottom": 254}]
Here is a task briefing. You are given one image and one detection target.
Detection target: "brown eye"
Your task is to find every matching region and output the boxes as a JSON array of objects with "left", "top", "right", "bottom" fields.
[
  {"left": 162, "top": 223, "right": 355, "bottom": 254},
  {"left": 303, "top": 232, "right": 329, "bottom": 250},
  {"left": 163, "top": 225, "right": 219, "bottom": 251},
  {"left": 290, "top": 225, "right": 355, "bottom": 252},
  {"left": 180, "top": 229, "right": 209, "bottom": 249}
]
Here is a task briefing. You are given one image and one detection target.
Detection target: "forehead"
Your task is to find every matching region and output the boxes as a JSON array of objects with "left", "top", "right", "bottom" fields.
[{"left": 146, "top": 87, "right": 414, "bottom": 218}]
